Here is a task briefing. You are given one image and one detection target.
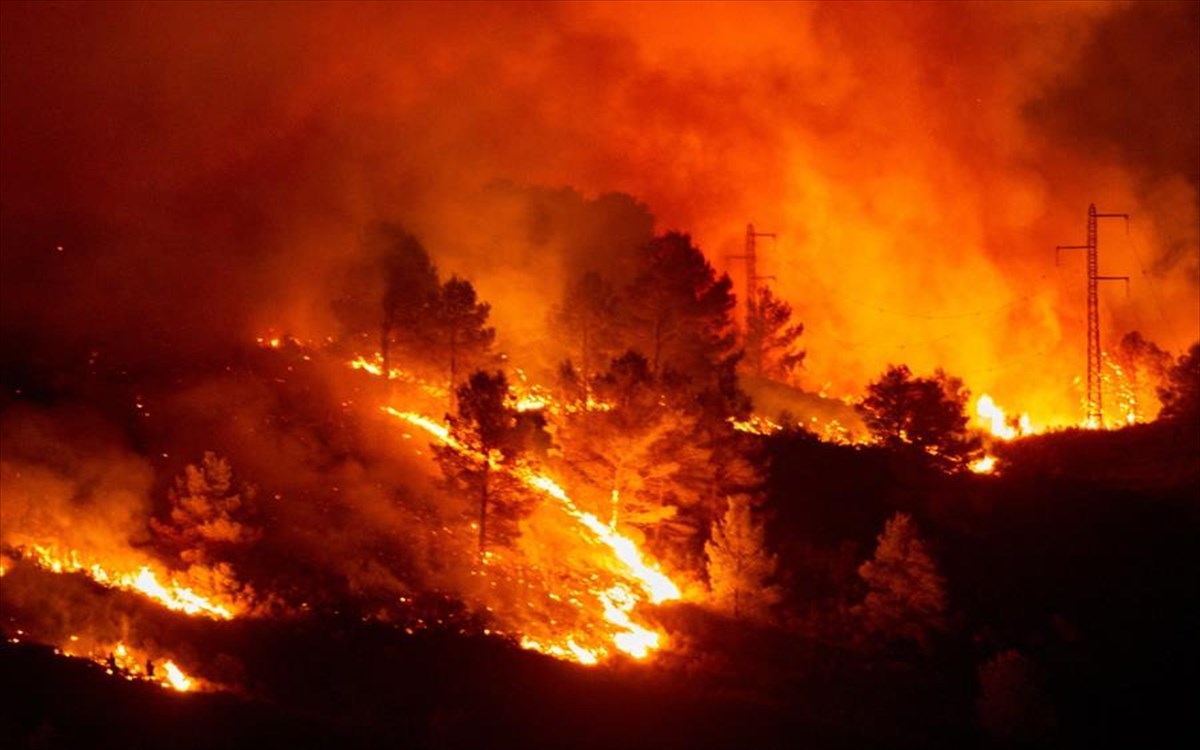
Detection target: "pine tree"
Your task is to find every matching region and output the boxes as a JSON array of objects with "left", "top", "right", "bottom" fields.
[
  {"left": 432, "top": 277, "right": 496, "bottom": 402},
  {"left": 856, "top": 365, "right": 982, "bottom": 470},
  {"left": 855, "top": 511, "right": 947, "bottom": 646},
  {"left": 377, "top": 226, "right": 440, "bottom": 378},
  {"left": 551, "top": 271, "right": 620, "bottom": 401},
  {"left": 625, "top": 232, "right": 738, "bottom": 387},
  {"left": 745, "top": 286, "right": 805, "bottom": 382},
  {"left": 435, "top": 370, "right": 545, "bottom": 555},
  {"left": 151, "top": 452, "right": 259, "bottom": 566},
  {"left": 559, "top": 351, "right": 688, "bottom": 533},
  {"left": 705, "top": 495, "right": 780, "bottom": 620}
]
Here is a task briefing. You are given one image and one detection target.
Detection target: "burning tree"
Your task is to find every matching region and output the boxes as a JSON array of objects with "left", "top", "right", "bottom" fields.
[
  {"left": 559, "top": 351, "right": 692, "bottom": 534},
  {"left": 1114, "top": 331, "right": 1172, "bottom": 421},
  {"left": 744, "top": 286, "right": 805, "bottom": 383},
  {"left": 856, "top": 365, "right": 982, "bottom": 470},
  {"left": 704, "top": 494, "right": 780, "bottom": 621},
  {"left": 435, "top": 370, "right": 548, "bottom": 555},
  {"left": 855, "top": 511, "right": 947, "bottom": 647},
  {"left": 1157, "top": 341, "right": 1200, "bottom": 423}
]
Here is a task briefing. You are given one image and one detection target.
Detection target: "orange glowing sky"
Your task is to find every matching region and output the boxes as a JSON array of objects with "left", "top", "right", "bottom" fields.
[{"left": 2, "top": 1, "right": 1196, "bottom": 425}]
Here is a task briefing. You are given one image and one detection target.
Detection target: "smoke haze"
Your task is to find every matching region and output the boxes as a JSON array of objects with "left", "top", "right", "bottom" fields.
[{"left": 2, "top": 1, "right": 1197, "bottom": 421}]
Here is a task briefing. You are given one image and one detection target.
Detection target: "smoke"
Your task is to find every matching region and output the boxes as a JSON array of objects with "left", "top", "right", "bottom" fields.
[
  {"left": 0, "top": 405, "right": 154, "bottom": 559},
  {"left": 1, "top": 1, "right": 1196, "bottom": 421}
]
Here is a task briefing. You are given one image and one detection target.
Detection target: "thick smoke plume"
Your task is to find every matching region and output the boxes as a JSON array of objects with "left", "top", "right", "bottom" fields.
[{"left": 2, "top": 2, "right": 1196, "bottom": 420}]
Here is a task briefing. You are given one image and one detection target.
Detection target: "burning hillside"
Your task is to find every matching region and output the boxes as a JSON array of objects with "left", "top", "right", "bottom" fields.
[{"left": 2, "top": 2, "right": 1198, "bottom": 749}]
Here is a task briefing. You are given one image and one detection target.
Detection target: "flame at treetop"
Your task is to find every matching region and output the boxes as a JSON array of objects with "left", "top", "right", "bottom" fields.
[{"left": 6, "top": 542, "right": 240, "bottom": 620}]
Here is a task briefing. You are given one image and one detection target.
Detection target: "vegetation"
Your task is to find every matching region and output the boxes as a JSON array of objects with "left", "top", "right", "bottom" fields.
[
  {"left": 744, "top": 286, "right": 805, "bottom": 383},
  {"left": 704, "top": 494, "right": 780, "bottom": 621},
  {"left": 856, "top": 364, "right": 982, "bottom": 470},
  {"left": 434, "top": 370, "right": 548, "bottom": 554},
  {"left": 3, "top": 219, "right": 1195, "bottom": 750},
  {"left": 1157, "top": 341, "right": 1200, "bottom": 422},
  {"left": 854, "top": 511, "right": 947, "bottom": 648}
]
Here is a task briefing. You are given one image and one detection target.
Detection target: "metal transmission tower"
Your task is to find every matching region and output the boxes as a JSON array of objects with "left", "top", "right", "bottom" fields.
[
  {"left": 728, "top": 224, "right": 776, "bottom": 375},
  {"left": 1056, "top": 203, "right": 1130, "bottom": 426}
]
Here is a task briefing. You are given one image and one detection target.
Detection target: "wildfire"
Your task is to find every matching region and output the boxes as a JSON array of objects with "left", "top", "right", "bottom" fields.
[
  {"left": 969, "top": 455, "right": 998, "bottom": 474},
  {"left": 1101, "top": 353, "right": 1141, "bottom": 426},
  {"left": 975, "top": 394, "right": 1035, "bottom": 441},
  {"left": 382, "top": 406, "right": 680, "bottom": 663},
  {"left": 10, "top": 543, "right": 238, "bottom": 620},
  {"left": 350, "top": 354, "right": 450, "bottom": 400},
  {"left": 730, "top": 415, "right": 782, "bottom": 436},
  {"left": 48, "top": 639, "right": 200, "bottom": 692}
]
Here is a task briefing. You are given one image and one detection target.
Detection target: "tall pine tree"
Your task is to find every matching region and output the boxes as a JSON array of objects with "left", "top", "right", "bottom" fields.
[{"left": 705, "top": 494, "right": 780, "bottom": 621}]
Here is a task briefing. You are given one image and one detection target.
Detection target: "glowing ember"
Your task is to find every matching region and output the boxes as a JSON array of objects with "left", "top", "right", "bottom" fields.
[
  {"left": 730, "top": 415, "right": 782, "bottom": 436},
  {"left": 969, "top": 455, "right": 998, "bottom": 474}
]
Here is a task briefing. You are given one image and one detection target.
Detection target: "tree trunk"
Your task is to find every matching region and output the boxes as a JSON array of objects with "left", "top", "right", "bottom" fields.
[{"left": 478, "top": 466, "right": 489, "bottom": 557}]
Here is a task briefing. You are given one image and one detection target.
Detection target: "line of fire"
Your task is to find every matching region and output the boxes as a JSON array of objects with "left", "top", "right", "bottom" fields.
[{"left": 2, "top": 3, "right": 1197, "bottom": 749}]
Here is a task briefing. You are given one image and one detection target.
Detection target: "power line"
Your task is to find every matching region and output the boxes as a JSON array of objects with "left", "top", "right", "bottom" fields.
[
  {"left": 791, "top": 274, "right": 1038, "bottom": 320},
  {"left": 1123, "top": 229, "right": 1187, "bottom": 351}
]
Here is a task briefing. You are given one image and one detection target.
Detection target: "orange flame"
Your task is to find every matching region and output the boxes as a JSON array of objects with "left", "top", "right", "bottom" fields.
[
  {"left": 12, "top": 543, "right": 239, "bottom": 620},
  {"left": 382, "top": 407, "right": 680, "bottom": 663}
]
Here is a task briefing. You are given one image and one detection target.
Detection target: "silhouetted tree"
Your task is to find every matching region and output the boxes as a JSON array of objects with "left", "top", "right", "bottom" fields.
[
  {"left": 745, "top": 286, "right": 805, "bottom": 382},
  {"left": 1157, "top": 341, "right": 1200, "bottom": 423},
  {"left": 551, "top": 272, "right": 620, "bottom": 402},
  {"left": 435, "top": 371, "right": 547, "bottom": 555},
  {"left": 625, "top": 232, "right": 738, "bottom": 386},
  {"left": 331, "top": 222, "right": 439, "bottom": 363},
  {"left": 856, "top": 365, "right": 981, "bottom": 470},
  {"left": 377, "top": 226, "right": 440, "bottom": 378},
  {"left": 705, "top": 494, "right": 780, "bottom": 621},
  {"left": 855, "top": 511, "right": 947, "bottom": 647},
  {"left": 432, "top": 277, "right": 495, "bottom": 402}
]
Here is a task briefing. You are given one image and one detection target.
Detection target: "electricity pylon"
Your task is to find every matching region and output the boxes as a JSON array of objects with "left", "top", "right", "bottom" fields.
[{"left": 1056, "top": 204, "right": 1130, "bottom": 426}]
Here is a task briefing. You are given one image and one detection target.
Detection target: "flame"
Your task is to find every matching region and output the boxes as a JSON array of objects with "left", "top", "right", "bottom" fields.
[
  {"left": 730, "top": 415, "right": 781, "bottom": 436},
  {"left": 350, "top": 354, "right": 450, "bottom": 399},
  {"left": 43, "top": 638, "right": 201, "bottom": 692},
  {"left": 1101, "top": 352, "right": 1141, "bottom": 426},
  {"left": 11, "top": 543, "right": 239, "bottom": 620},
  {"left": 969, "top": 454, "right": 998, "bottom": 474},
  {"left": 161, "top": 660, "right": 193, "bottom": 691},
  {"left": 974, "top": 393, "right": 1038, "bottom": 441},
  {"left": 382, "top": 406, "right": 680, "bottom": 662}
]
